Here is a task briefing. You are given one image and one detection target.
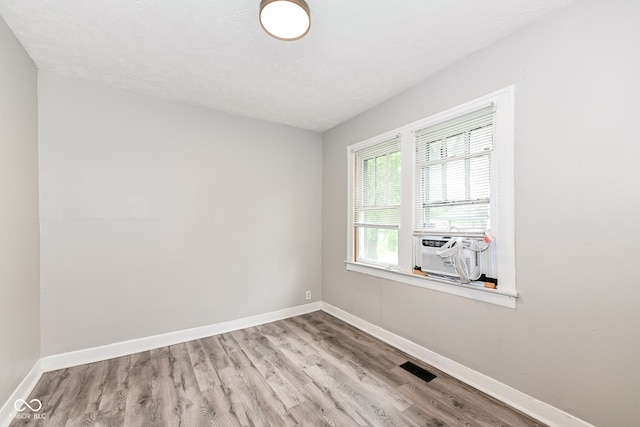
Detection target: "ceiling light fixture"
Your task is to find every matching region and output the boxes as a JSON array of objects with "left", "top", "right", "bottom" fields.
[{"left": 259, "top": 0, "right": 311, "bottom": 41}]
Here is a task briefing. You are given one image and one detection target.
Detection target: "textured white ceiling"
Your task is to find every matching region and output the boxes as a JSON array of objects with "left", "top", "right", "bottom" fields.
[{"left": 0, "top": 0, "right": 574, "bottom": 131}]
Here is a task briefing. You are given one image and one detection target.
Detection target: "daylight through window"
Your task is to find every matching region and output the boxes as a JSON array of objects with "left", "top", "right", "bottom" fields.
[
  {"left": 346, "top": 86, "right": 516, "bottom": 307},
  {"left": 353, "top": 137, "right": 401, "bottom": 266}
]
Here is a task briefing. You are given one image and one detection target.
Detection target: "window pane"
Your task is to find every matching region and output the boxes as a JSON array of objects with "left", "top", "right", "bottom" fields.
[
  {"left": 375, "top": 155, "right": 387, "bottom": 205},
  {"left": 388, "top": 151, "right": 401, "bottom": 205},
  {"left": 357, "top": 227, "right": 398, "bottom": 266},
  {"left": 470, "top": 155, "right": 490, "bottom": 199},
  {"left": 445, "top": 133, "right": 466, "bottom": 158},
  {"left": 445, "top": 159, "right": 466, "bottom": 201},
  {"left": 354, "top": 138, "right": 401, "bottom": 234},
  {"left": 469, "top": 125, "right": 492, "bottom": 153},
  {"left": 424, "top": 165, "right": 442, "bottom": 203},
  {"left": 359, "top": 207, "right": 399, "bottom": 225},
  {"left": 423, "top": 203, "right": 490, "bottom": 232},
  {"left": 364, "top": 158, "right": 375, "bottom": 206},
  {"left": 428, "top": 140, "right": 442, "bottom": 162}
]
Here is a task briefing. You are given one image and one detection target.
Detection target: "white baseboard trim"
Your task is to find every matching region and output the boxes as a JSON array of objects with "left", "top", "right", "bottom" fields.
[
  {"left": 320, "top": 302, "right": 594, "bottom": 427},
  {"left": 41, "top": 301, "right": 322, "bottom": 372},
  {"left": 0, "top": 360, "right": 43, "bottom": 427},
  {"left": 4, "top": 301, "right": 592, "bottom": 427}
]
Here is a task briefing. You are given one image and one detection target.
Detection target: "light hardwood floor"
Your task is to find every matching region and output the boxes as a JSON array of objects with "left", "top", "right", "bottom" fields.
[{"left": 9, "top": 311, "right": 546, "bottom": 426}]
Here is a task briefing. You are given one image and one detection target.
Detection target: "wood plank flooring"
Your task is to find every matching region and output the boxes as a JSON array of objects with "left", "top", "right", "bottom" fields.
[{"left": 9, "top": 311, "right": 546, "bottom": 426}]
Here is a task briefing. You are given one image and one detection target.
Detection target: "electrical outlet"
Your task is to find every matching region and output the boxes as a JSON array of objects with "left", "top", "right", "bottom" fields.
[{"left": 305, "top": 290, "right": 311, "bottom": 300}]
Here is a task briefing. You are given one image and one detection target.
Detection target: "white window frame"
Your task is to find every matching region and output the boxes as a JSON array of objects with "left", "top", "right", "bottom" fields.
[
  {"left": 346, "top": 86, "right": 517, "bottom": 308},
  {"left": 352, "top": 136, "right": 401, "bottom": 268}
]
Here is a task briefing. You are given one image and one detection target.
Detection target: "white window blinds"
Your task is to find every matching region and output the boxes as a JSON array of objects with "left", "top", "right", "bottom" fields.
[
  {"left": 353, "top": 137, "right": 401, "bottom": 266},
  {"left": 354, "top": 137, "right": 401, "bottom": 229},
  {"left": 415, "top": 106, "right": 494, "bottom": 234}
]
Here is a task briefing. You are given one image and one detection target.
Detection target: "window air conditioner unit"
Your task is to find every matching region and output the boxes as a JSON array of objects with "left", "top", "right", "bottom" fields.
[{"left": 415, "top": 236, "right": 497, "bottom": 286}]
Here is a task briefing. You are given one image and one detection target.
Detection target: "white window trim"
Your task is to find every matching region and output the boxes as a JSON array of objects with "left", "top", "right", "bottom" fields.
[{"left": 346, "top": 85, "right": 517, "bottom": 309}]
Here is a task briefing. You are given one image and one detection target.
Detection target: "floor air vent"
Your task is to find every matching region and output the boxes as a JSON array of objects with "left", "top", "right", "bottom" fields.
[{"left": 400, "top": 361, "right": 437, "bottom": 383}]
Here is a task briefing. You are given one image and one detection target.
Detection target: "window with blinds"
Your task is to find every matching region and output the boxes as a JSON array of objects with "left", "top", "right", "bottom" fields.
[
  {"left": 415, "top": 106, "right": 494, "bottom": 235},
  {"left": 353, "top": 137, "right": 401, "bottom": 266},
  {"left": 347, "top": 87, "right": 516, "bottom": 305}
]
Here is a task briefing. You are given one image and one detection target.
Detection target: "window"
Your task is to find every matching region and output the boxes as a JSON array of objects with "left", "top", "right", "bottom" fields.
[
  {"left": 415, "top": 106, "right": 493, "bottom": 234},
  {"left": 346, "top": 86, "right": 517, "bottom": 308},
  {"left": 353, "top": 137, "right": 401, "bottom": 266}
]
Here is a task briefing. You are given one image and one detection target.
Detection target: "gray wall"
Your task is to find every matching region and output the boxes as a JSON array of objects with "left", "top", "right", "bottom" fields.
[
  {"left": 38, "top": 72, "right": 323, "bottom": 356},
  {"left": 0, "top": 16, "right": 40, "bottom": 405},
  {"left": 321, "top": 0, "right": 640, "bottom": 426}
]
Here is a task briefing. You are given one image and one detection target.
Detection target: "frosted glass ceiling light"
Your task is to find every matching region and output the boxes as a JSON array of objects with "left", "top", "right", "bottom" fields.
[{"left": 260, "top": 0, "right": 311, "bottom": 41}]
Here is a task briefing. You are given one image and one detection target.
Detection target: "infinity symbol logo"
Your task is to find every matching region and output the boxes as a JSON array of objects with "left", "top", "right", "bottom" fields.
[{"left": 14, "top": 398, "right": 42, "bottom": 412}]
